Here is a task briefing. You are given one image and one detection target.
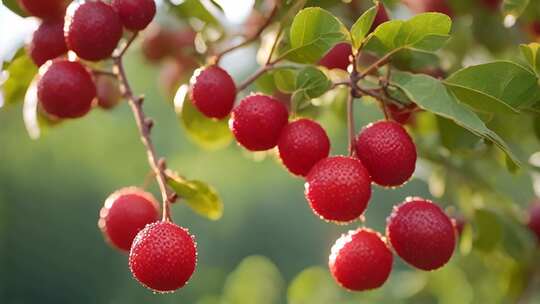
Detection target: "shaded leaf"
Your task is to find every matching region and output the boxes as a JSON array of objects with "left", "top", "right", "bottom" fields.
[
  {"left": 503, "top": 0, "right": 529, "bottom": 19},
  {"left": 291, "top": 66, "right": 331, "bottom": 110},
  {"left": 473, "top": 209, "right": 502, "bottom": 252},
  {"left": 287, "top": 266, "right": 342, "bottom": 304},
  {"left": 3, "top": 0, "right": 28, "bottom": 17}
]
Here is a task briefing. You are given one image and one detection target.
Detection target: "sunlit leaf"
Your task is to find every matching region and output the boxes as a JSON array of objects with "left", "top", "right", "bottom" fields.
[
  {"left": 291, "top": 66, "right": 331, "bottom": 111},
  {"left": 166, "top": 0, "right": 220, "bottom": 26},
  {"left": 520, "top": 43, "right": 540, "bottom": 76},
  {"left": 350, "top": 4, "right": 378, "bottom": 49},
  {"left": 3, "top": 0, "right": 28, "bottom": 17},
  {"left": 1, "top": 51, "right": 38, "bottom": 106},
  {"left": 502, "top": 0, "right": 529, "bottom": 20}
]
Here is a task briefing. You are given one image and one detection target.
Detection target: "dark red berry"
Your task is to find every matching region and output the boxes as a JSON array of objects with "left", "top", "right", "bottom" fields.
[
  {"left": 329, "top": 228, "right": 393, "bottom": 291},
  {"left": 230, "top": 94, "right": 289, "bottom": 151},
  {"left": 278, "top": 119, "right": 330, "bottom": 176},
  {"left": 129, "top": 221, "right": 197, "bottom": 292},
  {"left": 190, "top": 66, "right": 236, "bottom": 119},
  {"left": 527, "top": 201, "right": 540, "bottom": 242},
  {"left": 402, "top": 0, "right": 453, "bottom": 17},
  {"left": 28, "top": 19, "right": 68, "bottom": 67},
  {"left": 355, "top": 121, "right": 417, "bottom": 187},
  {"left": 95, "top": 75, "right": 123, "bottom": 110},
  {"left": 387, "top": 103, "right": 415, "bottom": 125},
  {"left": 369, "top": 2, "right": 389, "bottom": 33},
  {"left": 98, "top": 187, "right": 159, "bottom": 251},
  {"left": 305, "top": 156, "right": 372, "bottom": 223},
  {"left": 318, "top": 42, "right": 352, "bottom": 71},
  {"left": 37, "top": 59, "right": 96, "bottom": 118},
  {"left": 18, "top": 0, "right": 68, "bottom": 19},
  {"left": 65, "top": 1, "right": 123, "bottom": 61},
  {"left": 386, "top": 197, "right": 455, "bottom": 271},
  {"left": 112, "top": 0, "right": 156, "bottom": 31}
]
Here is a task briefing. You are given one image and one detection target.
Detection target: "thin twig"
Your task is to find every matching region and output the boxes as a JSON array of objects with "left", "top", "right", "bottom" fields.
[
  {"left": 356, "top": 49, "right": 399, "bottom": 80},
  {"left": 347, "top": 91, "right": 356, "bottom": 156},
  {"left": 265, "top": 21, "right": 285, "bottom": 65},
  {"left": 236, "top": 64, "right": 275, "bottom": 91}
]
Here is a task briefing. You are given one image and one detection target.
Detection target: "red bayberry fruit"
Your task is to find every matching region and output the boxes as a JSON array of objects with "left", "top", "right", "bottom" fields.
[
  {"left": 112, "top": 0, "right": 156, "bottom": 31},
  {"left": 527, "top": 201, "right": 540, "bottom": 242},
  {"left": 369, "top": 2, "right": 390, "bottom": 33},
  {"left": 355, "top": 121, "right": 417, "bottom": 187},
  {"left": 318, "top": 42, "right": 352, "bottom": 71},
  {"left": 230, "top": 94, "right": 289, "bottom": 151},
  {"left": 387, "top": 103, "right": 416, "bottom": 125},
  {"left": 37, "top": 59, "right": 96, "bottom": 118},
  {"left": 386, "top": 197, "right": 455, "bottom": 270},
  {"left": 95, "top": 75, "right": 123, "bottom": 109},
  {"left": 28, "top": 19, "right": 68, "bottom": 67},
  {"left": 329, "top": 228, "right": 393, "bottom": 291},
  {"left": 278, "top": 119, "right": 330, "bottom": 176},
  {"left": 65, "top": 1, "right": 123, "bottom": 61},
  {"left": 190, "top": 66, "right": 236, "bottom": 119},
  {"left": 129, "top": 221, "right": 197, "bottom": 292},
  {"left": 98, "top": 187, "right": 159, "bottom": 251},
  {"left": 305, "top": 156, "right": 372, "bottom": 223},
  {"left": 402, "top": 0, "right": 453, "bottom": 16},
  {"left": 18, "top": 0, "right": 68, "bottom": 19}
]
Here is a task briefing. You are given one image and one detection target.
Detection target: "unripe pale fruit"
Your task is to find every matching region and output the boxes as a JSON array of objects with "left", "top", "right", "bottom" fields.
[
  {"left": 369, "top": 2, "right": 389, "bottom": 33},
  {"left": 318, "top": 42, "right": 352, "bottom": 71},
  {"left": 112, "top": 0, "right": 156, "bottom": 31},
  {"left": 129, "top": 221, "right": 197, "bottom": 292},
  {"left": 527, "top": 201, "right": 540, "bottom": 242},
  {"left": 95, "top": 75, "right": 123, "bottom": 110},
  {"left": 98, "top": 187, "right": 159, "bottom": 251},
  {"left": 230, "top": 94, "right": 289, "bottom": 151},
  {"left": 305, "top": 156, "right": 372, "bottom": 223},
  {"left": 278, "top": 119, "right": 330, "bottom": 176},
  {"left": 355, "top": 121, "right": 417, "bottom": 187},
  {"left": 28, "top": 19, "right": 68, "bottom": 67},
  {"left": 329, "top": 228, "right": 393, "bottom": 291},
  {"left": 190, "top": 66, "right": 236, "bottom": 119},
  {"left": 65, "top": 1, "right": 123, "bottom": 61},
  {"left": 18, "top": 0, "right": 68, "bottom": 19},
  {"left": 37, "top": 59, "right": 96, "bottom": 118},
  {"left": 386, "top": 197, "right": 455, "bottom": 271}
]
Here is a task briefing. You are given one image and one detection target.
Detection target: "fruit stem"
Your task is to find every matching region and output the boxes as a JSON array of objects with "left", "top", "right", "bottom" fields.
[
  {"left": 236, "top": 63, "right": 275, "bottom": 91},
  {"left": 112, "top": 32, "right": 176, "bottom": 222},
  {"left": 346, "top": 91, "right": 356, "bottom": 156},
  {"left": 356, "top": 48, "right": 399, "bottom": 80}
]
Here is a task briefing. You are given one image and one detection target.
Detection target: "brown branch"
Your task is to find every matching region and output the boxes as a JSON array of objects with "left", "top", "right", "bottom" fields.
[
  {"left": 356, "top": 49, "right": 399, "bottom": 80},
  {"left": 112, "top": 33, "right": 176, "bottom": 222},
  {"left": 92, "top": 69, "right": 116, "bottom": 78},
  {"left": 346, "top": 91, "right": 356, "bottom": 156}
]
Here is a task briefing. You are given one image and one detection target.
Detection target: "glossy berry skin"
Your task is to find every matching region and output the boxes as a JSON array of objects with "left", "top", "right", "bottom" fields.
[
  {"left": 318, "top": 43, "right": 352, "bottom": 71},
  {"left": 37, "top": 59, "right": 96, "bottom": 118},
  {"left": 112, "top": 0, "right": 156, "bottom": 31},
  {"left": 129, "top": 221, "right": 197, "bottom": 293},
  {"left": 527, "top": 201, "right": 540, "bottom": 242},
  {"left": 305, "top": 156, "right": 372, "bottom": 223},
  {"left": 278, "top": 119, "right": 330, "bottom": 176},
  {"left": 28, "top": 19, "right": 68, "bottom": 67},
  {"left": 18, "top": 0, "right": 68, "bottom": 19},
  {"left": 369, "top": 2, "right": 389, "bottom": 33},
  {"left": 190, "top": 66, "right": 236, "bottom": 119},
  {"left": 98, "top": 187, "right": 159, "bottom": 251},
  {"left": 230, "top": 94, "right": 289, "bottom": 151},
  {"left": 355, "top": 121, "right": 417, "bottom": 187},
  {"left": 329, "top": 228, "right": 393, "bottom": 291},
  {"left": 65, "top": 1, "right": 123, "bottom": 61},
  {"left": 386, "top": 198, "right": 455, "bottom": 271}
]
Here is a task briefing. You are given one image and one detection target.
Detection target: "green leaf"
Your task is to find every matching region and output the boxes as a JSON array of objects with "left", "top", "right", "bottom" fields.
[
  {"left": 287, "top": 267, "right": 342, "bottom": 304},
  {"left": 166, "top": 0, "right": 220, "bottom": 26},
  {"left": 503, "top": 0, "right": 529, "bottom": 19},
  {"left": 274, "top": 68, "right": 297, "bottom": 93},
  {"left": 3, "top": 0, "right": 28, "bottom": 17},
  {"left": 350, "top": 4, "right": 378, "bottom": 49},
  {"left": 473, "top": 209, "right": 502, "bottom": 252},
  {"left": 291, "top": 67, "right": 331, "bottom": 110},
  {"left": 21, "top": 77, "right": 61, "bottom": 140},
  {"left": 500, "top": 216, "right": 535, "bottom": 261},
  {"left": 174, "top": 85, "right": 232, "bottom": 150},
  {"left": 364, "top": 13, "right": 451, "bottom": 56},
  {"left": 390, "top": 71, "right": 520, "bottom": 166},
  {"left": 285, "top": 7, "right": 350, "bottom": 63},
  {"left": 520, "top": 43, "right": 540, "bottom": 76},
  {"left": 1, "top": 51, "right": 38, "bottom": 106},
  {"left": 445, "top": 61, "right": 540, "bottom": 115},
  {"left": 167, "top": 172, "right": 224, "bottom": 221}
]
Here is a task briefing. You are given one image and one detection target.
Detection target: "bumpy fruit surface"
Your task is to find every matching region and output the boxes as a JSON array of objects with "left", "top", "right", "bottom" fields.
[
  {"left": 386, "top": 197, "right": 455, "bottom": 271},
  {"left": 28, "top": 19, "right": 68, "bottom": 66},
  {"left": 278, "top": 119, "right": 330, "bottom": 176},
  {"left": 129, "top": 221, "right": 197, "bottom": 292},
  {"left": 230, "top": 94, "right": 289, "bottom": 151},
  {"left": 318, "top": 42, "right": 352, "bottom": 71},
  {"left": 190, "top": 66, "right": 236, "bottom": 119},
  {"left": 98, "top": 187, "right": 159, "bottom": 251},
  {"left": 112, "top": 0, "right": 156, "bottom": 31},
  {"left": 527, "top": 201, "right": 540, "bottom": 242},
  {"left": 18, "top": 0, "right": 68, "bottom": 19},
  {"left": 65, "top": 1, "right": 123, "bottom": 61},
  {"left": 305, "top": 156, "right": 372, "bottom": 223},
  {"left": 329, "top": 228, "right": 393, "bottom": 291},
  {"left": 37, "top": 59, "right": 96, "bottom": 118},
  {"left": 355, "top": 121, "right": 417, "bottom": 187},
  {"left": 370, "top": 2, "right": 389, "bottom": 33},
  {"left": 95, "top": 75, "right": 123, "bottom": 109}
]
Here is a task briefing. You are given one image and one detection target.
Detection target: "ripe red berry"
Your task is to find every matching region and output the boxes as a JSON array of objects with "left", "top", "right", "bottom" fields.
[
  {"left": 329, "top": 228, "right": 393, "bottom": 291},
  {"left": 386, "top": 197, "right": 455, "bottom": 271},
  {"left": 387, "top": 103, "right": 415, "bottom": 125},
  {"left": 129, "top": 221, "right": 197, "bottom": 293},
  {"left": 18, "top": 0, "right": 68, "bottom": 19},
  {"left": 65, "top": 1, "right": 123, "bottom": 61},
  {"left": 95, "top": 75, "right": 123, "bottom": 110},
  {"left": 318, "top": 42, "right": 352, "bottom": 71},
  {"left": 527, "top": 201, "right": 540, "bottom": 242},
  {"left": 278, "top": 119, "right": 330, "bottom": 176},
  {"left": 369, "top": 2, "right": 389, "bottom": 33},
  {"left": 28, "top": 19, "right": 68, "bottom": 67},
  {"left": 230, "top": 94, "right": 289, "bottom": 151},
  {"left": 190, "top": 66, "right": 236, "bottom": 119},
  {"left": 98, "top": 187, "right": 159, "bottom": 251},
  {"left": 305, "top": 156, "right": 372, "bottom": 223},
  {"left": 37, "top": 59, "right": 96, "bottom": 118},
  {"left": 112, "top": 0, "right": 156, "bottom": 31},
  {"left": 355, "top": 121, "right": 417, "bottom": 187}
]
